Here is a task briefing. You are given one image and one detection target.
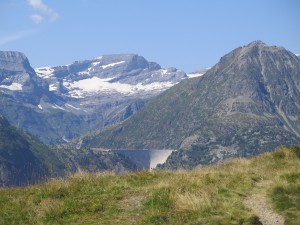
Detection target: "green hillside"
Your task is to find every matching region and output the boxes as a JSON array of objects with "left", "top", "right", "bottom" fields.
[
  {"left": 0, "top": 114, "right": 138, "bottom": 187},
  {"left": 0, "top": 146, "right": 299, "bottom": 225},
  {"left": 0, "top": 115, "right": 65, "bottom": 186}
]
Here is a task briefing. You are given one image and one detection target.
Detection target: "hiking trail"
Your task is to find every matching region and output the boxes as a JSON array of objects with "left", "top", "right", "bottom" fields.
[{"left": 244, "top": 180, "right": 284, "bottom": 225}]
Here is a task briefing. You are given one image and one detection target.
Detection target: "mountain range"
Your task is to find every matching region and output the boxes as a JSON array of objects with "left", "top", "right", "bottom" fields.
[
  {"left": 0, "top": 52, "right": 189, "bottom": 144},
  {"left": 76, "top": 41, "right": 300, "bottom": 169}
]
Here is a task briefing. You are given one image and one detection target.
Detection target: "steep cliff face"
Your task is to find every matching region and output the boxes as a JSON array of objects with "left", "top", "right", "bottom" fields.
[
  {"left": 0, "top": 51, "right": 77, "bottom": 144},
  {"left": 0, "top": 51, "right": 48, "bottom": 103},
  {"left": 80, "top": 41, "right": 300, "bottom": 169},
  {"left": 0, "top": 51, "right": 33, "bottom": 75}
]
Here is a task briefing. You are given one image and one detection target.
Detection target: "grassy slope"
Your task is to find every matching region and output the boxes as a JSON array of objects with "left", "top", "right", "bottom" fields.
[{"left": 0, "top": 146, "right": 299, "bottom": 225}]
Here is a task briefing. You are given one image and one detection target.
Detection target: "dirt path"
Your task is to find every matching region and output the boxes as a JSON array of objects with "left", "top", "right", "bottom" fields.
[{"left": 244, "top": 181, "right": 284, "bottom": 225}]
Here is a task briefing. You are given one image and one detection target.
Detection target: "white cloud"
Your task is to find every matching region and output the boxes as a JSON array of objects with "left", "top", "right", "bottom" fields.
[
  {"left": 0, "top": 30, "right": 35, "bottom": 45},
  {"left": 27, "top": 0, "right": 59, "bottom": 22},
  {"left": 30, "top": 14, "right": 43, "bottom": 24}
]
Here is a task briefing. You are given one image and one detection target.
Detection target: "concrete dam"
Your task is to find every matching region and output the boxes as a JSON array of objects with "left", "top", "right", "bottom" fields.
[{"left": 93, "top": 149, "right": 175, "bottom": 171}]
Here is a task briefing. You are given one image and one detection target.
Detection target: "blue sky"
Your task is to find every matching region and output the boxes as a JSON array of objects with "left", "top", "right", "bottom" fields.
[{"left": 0, "top": 0, "right": 299, "bottom": 72}]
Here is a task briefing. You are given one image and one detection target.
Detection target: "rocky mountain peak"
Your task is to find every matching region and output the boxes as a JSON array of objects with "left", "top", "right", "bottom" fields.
[
  {"left": 246, "top": 40, "right": 266, "bottom": 47},
  {"left": 0, "top": 51, "right": 33, "bottom": 73},
  {"left": 210, "top": 40, "right": 299, "bottom": 77},
  {"left": 237, "top": 41, "right": 299, "bottom": 65},
  {"left": 0, "top": 51, "right": 27, "bottom": 63},
  {"left": 202, "top": 41, "right": 300, "bottom": 112},
  {"left": 0, "top": 50, "right": 43, "bottom": 95},
  {"left": 87, "top": 54, "right": 162, "bottom": 75}
]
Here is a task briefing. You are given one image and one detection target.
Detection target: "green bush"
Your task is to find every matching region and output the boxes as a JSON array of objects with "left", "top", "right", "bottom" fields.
[
  {"left": 290, "top": 146, "right": 300, "bottom": 158},
  {"left": 272, "top": 150, "right": 286, "bottom": 159}
]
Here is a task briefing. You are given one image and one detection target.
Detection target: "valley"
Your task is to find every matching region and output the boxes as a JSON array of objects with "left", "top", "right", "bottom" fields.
[{"left": 1, "top": 41, "right": 300, "bottom": 187}]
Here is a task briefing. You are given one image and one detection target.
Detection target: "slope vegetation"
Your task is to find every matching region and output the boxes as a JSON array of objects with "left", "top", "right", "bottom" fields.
[
  {"left": 0, "top": 114, "right": 138, "bottom": 187},
  {"left": 0, "top": 146, "right": 299, "bottom": 225},
  {"left": 0, "top": 115, "right": 65, "bottom": 186}
]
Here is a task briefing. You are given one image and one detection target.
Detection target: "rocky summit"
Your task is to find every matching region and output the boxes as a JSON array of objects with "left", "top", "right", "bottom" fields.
[
  {"left": 0, "top": 52, "right": 186, "bottom": 144},
  {"left": 79, "top": 41, "right": 300, "bottom": 169}
]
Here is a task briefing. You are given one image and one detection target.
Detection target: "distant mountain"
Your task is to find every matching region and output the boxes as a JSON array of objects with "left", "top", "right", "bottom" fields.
[
  {"left": 35, "top": 54, "right": 186, "bottom": 132},
  {"left": 0, "top": 52, "right": 186, "bottom": 144},
  {"left": 0, "top": 114, "right": 65, "bottom": 186},
  {"left": 35, "top": 54, "right": 186, "bottom": 99},
  {"left": 79, "top": 41, "right": 300, "bottom": 169}
]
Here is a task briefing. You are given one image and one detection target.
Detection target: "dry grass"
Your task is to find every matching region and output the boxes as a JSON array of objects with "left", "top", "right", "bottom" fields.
[{"left": 0, "top": 146, "right": 299, "bottom": 225}]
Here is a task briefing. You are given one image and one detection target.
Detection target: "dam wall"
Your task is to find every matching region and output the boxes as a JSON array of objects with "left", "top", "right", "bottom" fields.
[{"left": 112, "top": 149, "right": 175, "bottom": 171}]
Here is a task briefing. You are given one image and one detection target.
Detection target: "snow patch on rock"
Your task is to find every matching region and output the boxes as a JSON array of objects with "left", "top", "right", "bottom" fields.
[
  {"left": 0, "top": 83, "right": 23, "bottom": 91},
  {"left": 187, "top": 73, "right": 204, "bottom": 78},
  {"left": 35, "top": 67, "right": 54, "bottom": 78},
  {"left": 62, "top": 76, "right": 178, "bottom": 98},
  {"left": 91, "top": 61, "right": 101, "bottom": 67},
  {"left": 49, "top": 84, "right": 57, "bottom": 91},
  {"left": 101, "top": 61, "right": 125, "bottom": 69},
  {"left": 160, "top": 69, "right": 169, "bottom": 77},
  {"left": 65, "top": 103, "right": 81, "bottom": 110}
]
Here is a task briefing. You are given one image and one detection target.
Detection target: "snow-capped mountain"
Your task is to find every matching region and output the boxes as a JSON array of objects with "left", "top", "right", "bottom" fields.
[
  {"left": 0, "top": 52, "right": 187, "bottom": 144},
  {"left": 34, "top": 54, "right": 186, "bottom": 115},
  {"left": 36, "top": 54, "right": 185, "bottom": 98}
]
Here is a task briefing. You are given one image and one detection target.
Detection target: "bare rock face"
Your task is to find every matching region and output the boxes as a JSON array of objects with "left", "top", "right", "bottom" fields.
[{"left": 81, "top": 41, "right": 300, "bottom": 169}]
